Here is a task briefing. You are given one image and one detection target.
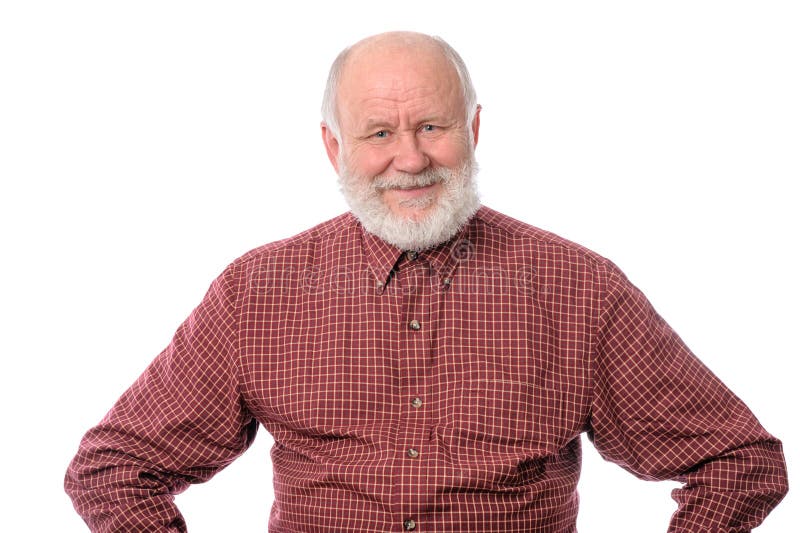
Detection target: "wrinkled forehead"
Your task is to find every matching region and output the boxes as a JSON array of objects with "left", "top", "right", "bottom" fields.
[{"left": 337, "top": 40, "right": 463, "bottom": 123}]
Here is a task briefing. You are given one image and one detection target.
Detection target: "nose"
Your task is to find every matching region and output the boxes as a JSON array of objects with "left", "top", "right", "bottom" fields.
[{"left": 392, "top": 133, "right": 430, "bottom": 174}]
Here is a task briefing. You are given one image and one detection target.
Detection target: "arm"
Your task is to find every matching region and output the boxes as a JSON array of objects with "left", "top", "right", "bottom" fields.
[
  {"left": 588, "top": 262, "right": 787, "bottom": 532},
  {"left": 65, "top": 266, "right": 258, "bottom": 532}
]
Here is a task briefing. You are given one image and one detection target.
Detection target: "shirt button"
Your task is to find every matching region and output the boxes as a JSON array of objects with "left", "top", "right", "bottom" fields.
[
  {"left": 407, "top": 448, "right": 419, "bottom": 458},
  {"left": 408, "top": 319, "right": 421, "bottom": 331},
  {"left": 406, "top": 251, "right": 418, "bottom": 261},
  {"left": 411, "top": 397, "right": 423, "bottom": 408},
  {"left": 403, "top": 519, "right": 417, "bottom": 531}
]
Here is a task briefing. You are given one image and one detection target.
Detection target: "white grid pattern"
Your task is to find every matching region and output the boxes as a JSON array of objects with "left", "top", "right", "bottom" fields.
[{"left": 65, "top": 206, "right": 787, "bottom": 532}]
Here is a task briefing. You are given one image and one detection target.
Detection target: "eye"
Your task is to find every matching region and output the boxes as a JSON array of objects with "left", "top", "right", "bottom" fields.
[
  {"left": 373, "top": 130, "right": 389, "bottom": 138},
  {"left": 421, "top": 124, "right": 437, "bottom": 133}
]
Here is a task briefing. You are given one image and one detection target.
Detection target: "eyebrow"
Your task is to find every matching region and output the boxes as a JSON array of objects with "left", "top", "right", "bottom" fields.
[
  {"left": 362, "top": 119, "right": 395, "bottom": 132},
  {"left": 362, "top": 116, "right": 450, "bottom": 132}
]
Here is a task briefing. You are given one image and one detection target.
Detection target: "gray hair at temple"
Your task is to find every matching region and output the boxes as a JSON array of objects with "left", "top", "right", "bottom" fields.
[{"left": 321, "top": 33, "right": 479, "bottom": 142}]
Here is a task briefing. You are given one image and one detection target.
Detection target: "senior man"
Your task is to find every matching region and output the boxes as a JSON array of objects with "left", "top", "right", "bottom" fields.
[{"left": 66, "top": 31, "right": 787, "bottom": 532}]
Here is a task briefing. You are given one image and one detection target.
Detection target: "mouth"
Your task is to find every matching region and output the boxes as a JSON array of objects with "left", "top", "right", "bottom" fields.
[
  {"left": 393, "top": 182, "right": 437, "bottom": 191},
  {"left": 385, "top": 182, "right": 438, "bottom": 196},
  {"left": 376, "top": 176, "right": 441, "bottom": 191}
]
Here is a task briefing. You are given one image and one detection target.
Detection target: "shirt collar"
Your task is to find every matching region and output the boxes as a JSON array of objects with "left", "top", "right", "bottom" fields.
[
  {"left": 359, "top": 221, "right": 404, "bottom": 289},
  {"left": 357, "top": 212, "right": 478, "bottom": 292}
]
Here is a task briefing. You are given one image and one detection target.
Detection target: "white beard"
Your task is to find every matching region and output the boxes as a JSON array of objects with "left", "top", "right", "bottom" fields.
[{"left": 338, "top": 154, "right": 480, "bottom": 251}]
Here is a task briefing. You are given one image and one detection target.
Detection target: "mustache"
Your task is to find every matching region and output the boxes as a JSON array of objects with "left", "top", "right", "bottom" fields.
[{"left": 373, "top": 167, "right": 450, "bottom": 191}]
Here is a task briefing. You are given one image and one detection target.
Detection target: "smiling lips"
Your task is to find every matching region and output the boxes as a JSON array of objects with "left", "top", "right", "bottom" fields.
[{"left": 386, "top": 182, "right": 439, "bottom": 199}]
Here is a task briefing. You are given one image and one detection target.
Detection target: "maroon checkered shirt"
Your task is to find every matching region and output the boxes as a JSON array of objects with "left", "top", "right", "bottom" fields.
[{"left": 66, "top": 206, "right": 787, "bottom": 532}]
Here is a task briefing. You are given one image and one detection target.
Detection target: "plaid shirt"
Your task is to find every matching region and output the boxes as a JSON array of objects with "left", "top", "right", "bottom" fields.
[{"left": 66, "top": 206, "right": 787, "bottom": 532}]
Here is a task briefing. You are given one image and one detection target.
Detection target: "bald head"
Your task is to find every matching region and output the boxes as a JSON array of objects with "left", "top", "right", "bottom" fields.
[
  {"left": 349, "top": 31, "right": 445, "bottom": 58},
  {"left": 321, "top": 32, "right": 477, "bottom": 141}
]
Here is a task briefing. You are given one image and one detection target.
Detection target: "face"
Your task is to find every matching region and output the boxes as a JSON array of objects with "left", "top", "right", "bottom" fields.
[{"left": 322, "top": 39, "right": 481, "bottom": 250}]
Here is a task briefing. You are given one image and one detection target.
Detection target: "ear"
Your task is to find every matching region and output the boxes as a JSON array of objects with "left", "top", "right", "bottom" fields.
[
  {"left": 321, "top": 122, "right": 341, "bottom": 174},
  {"left": 471, "top": 104, "right": 482, "bottom": 148}
]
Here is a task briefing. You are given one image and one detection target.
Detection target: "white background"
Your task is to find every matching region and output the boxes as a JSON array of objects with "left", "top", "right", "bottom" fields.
[{"left": 1, "top": 1, "right": 797, "bottom": 531}]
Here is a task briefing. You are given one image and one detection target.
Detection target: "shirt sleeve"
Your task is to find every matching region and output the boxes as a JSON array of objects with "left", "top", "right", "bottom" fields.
[
  {"left": 588, "top": 261, "right": 788, "bottom": 532},
  {"left": 64, "top": 265, "right": 258, "bottom": 532}
]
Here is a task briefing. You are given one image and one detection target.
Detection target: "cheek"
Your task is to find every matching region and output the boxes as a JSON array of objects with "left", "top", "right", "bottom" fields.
[
  {"left": 424, "top": 134, "right": 471, "bottom": 167},
  {"left": 345, "top": 145, "right": 393, "bottom": 178}
]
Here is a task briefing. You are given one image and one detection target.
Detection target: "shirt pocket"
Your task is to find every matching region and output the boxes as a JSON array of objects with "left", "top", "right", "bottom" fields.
[{"left": 439, "top": 375, "right": 565, "bottom": 464}]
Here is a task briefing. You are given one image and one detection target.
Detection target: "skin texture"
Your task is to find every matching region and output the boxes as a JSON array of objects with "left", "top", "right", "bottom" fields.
[{"left": 321, "top": 32, "right": 481, "bottom": 223}]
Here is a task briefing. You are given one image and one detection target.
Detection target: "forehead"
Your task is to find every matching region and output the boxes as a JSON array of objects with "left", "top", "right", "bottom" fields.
[{"left": 337, "top": 44, "right": 464, "bottom": 128}]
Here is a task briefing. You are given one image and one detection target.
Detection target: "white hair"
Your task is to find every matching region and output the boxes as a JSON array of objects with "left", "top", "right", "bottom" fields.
[{"left": 321, "top": 33, "right": 478, "bottom": 141}]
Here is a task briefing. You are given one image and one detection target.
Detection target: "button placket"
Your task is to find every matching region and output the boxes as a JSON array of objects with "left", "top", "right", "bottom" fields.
[{"left": 395, "top": 257, "right": 434, "bottom": 529}]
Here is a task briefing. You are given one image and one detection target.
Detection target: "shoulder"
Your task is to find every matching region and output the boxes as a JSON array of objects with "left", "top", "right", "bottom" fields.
[
  {"left": 235, "top": 212, "right": 358, "bottom": 266},
  {"left": 474, "top": 206, "right": 613, "bottom": 271},
  {"left": 473, "top": 206, "right": 628, "bottom": 312},
  {"left": 212, "top": 212, "right": 360, "bottom": 290}
]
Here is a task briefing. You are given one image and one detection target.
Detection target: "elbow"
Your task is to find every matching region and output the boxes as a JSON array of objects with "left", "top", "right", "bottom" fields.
[
  {"left": 750, "top": 438, "right": 789, "bottom": 509},
  {"left": 772, "top": 447, "right": 789, "bottom": 502}
]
